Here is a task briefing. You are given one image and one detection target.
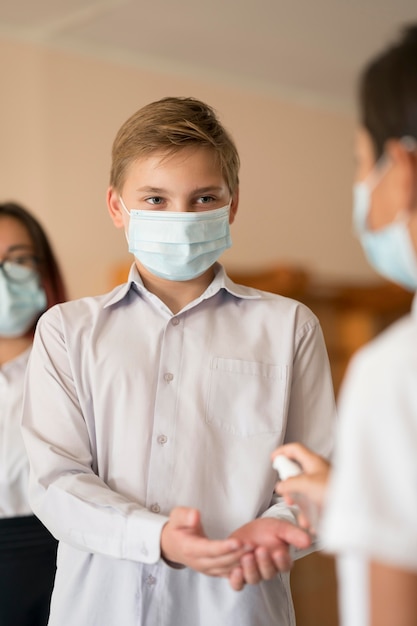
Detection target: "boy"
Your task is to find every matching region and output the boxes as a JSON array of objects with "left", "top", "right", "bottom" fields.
[{"left": 21, "top": 97, "right": 335, "bottom": 625}]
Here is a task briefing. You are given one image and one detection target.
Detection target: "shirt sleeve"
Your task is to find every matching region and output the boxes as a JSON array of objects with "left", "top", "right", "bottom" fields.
[
  {"left": 283, "top": 315, "right": 336, "bottom": 457},
  {"left": 21, "top": 307, "right": 168, "bottom": 564},
  {"left": 262, "top": 313, "right": 337, "bottom": 558}
]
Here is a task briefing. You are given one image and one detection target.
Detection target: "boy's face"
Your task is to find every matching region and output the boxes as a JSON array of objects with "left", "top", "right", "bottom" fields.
[{"left": 107, "top": 146, "right": 239, "bottom": 230}]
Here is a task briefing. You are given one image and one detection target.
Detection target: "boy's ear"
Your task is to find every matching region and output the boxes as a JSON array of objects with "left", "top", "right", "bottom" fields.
[
  {"left": 107, "top": 187, "right": 125, "bottom": 229},
  {"left": 229, "top": 188, "right": 239, "bottom": 224}
]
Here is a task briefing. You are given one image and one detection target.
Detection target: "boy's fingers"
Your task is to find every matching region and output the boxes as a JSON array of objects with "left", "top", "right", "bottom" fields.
[
  {"left": 271, "top": 549, "right": 293, "bottom": 572},
  {"left": 229, "top": 567, "right": 245, "bottom": 591},
  {"left": 254, "top": 547, "right": 279, "bottom": 580},
  {"left": 240, "top": 552, "right": 261, "bottom": 585}
]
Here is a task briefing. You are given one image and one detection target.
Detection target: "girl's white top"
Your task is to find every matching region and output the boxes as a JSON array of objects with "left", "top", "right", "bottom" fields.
[{"left": 0, "top": 347, "right": 32, "bottom": 517}]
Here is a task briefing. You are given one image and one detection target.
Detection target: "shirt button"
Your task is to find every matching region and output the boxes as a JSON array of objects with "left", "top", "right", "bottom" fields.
[
  {"left": 171, "top": 317, "right": 180, "bottom": 326},
  {"left": 146, "top": 574, "right": 157, "bottom": 587},
  {"left": 150, "top": 503, "right": 160, "bottom": 513},
  {"left": 164, "top": 372, "right": 174, "bottom": 382},
  {"left": 157, "top": 434, "right": 167, "bottom": 445}
]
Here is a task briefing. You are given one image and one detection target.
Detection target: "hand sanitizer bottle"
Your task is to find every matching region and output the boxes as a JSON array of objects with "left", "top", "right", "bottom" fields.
[{"left": 272, "top": 455, "right": 320, "bottom": 534}]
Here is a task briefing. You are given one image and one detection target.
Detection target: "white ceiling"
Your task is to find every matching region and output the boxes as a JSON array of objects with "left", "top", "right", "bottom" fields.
[{"left": 1, "top": 0, "right": 416, "bottom": 111}]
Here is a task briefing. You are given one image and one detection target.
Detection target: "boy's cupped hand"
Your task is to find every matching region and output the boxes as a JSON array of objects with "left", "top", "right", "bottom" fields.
[{"left": 161, "top": 506, "right": 251, "bottom": 577}]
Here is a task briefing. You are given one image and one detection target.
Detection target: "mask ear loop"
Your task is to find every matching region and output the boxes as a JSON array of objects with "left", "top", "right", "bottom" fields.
[
  {"left": 367, "top": 136, "right": 417, "bottom": 207},
  {"left": 118, "top": 196, "right": 132, "bottom": 245},
  {"left": 380, "top": 137, "right": 417, "bottom": 227},
  {"left": 367, "top": 156, "right": 391, "bottom": 192},
  {"left": 119, "top": 195, "right": 131, "bottom": 216},
  {"left": 366, "top": 137, "right": 417, "bottom": 192}
]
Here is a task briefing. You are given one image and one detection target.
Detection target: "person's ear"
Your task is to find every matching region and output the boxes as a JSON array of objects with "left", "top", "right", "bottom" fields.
[
  {"left": 107, "top": 187, "right": 125, "bottom": 229},
  {"left": 229, "top": 187, "right": 239, "bottom": 224},
  {"left": 384, "top": 138, "right": 417, "bottom": 211}
]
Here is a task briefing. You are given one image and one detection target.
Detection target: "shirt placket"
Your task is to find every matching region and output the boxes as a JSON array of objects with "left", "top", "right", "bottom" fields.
[{"left": 143, "top": 314, "right": 184, "bottom": 609}]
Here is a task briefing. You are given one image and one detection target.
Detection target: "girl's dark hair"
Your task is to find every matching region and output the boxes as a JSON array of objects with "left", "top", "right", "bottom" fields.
[
  {"left": 0, "top": 202, "right": 67, "bottom": 317},
  {"left": 359, "top": 24, "right": 417, "bottom": 158}
]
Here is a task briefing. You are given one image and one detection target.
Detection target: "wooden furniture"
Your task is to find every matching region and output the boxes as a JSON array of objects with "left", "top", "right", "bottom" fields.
[
  {"left": 110, "top": 258, "right": 132, "bottom": 287},
  {"left": 299, "top": 278, "right": 413, "bottom": 395},
  {"left": 225, "top": 263, "right": 310, "bottom": 300}
]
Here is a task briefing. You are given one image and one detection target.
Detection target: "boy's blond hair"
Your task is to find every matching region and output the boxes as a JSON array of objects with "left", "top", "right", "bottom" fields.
[{"left": 110, "top": 97, "right": 240, "bottom": 193}]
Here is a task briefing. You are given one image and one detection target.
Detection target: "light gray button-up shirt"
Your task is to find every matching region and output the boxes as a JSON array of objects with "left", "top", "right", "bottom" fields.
[{"left": 21, "top": 263, "right": 336, "bottom": 626}]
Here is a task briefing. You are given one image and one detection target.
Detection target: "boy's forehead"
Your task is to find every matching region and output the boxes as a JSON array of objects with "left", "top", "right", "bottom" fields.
[
  {"left": 124, "top": 146, "right": 226, "bottom": 185},
  {"left": 137, "top": 145, "right": 218, "bottom": 166}
]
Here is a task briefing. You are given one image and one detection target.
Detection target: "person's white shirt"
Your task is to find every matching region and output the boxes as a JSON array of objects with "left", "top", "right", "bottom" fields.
[
  {"left": 322, "top": 293, "right": 417, "bottom": 626},
  {"left": 0, "top": 347, "right": 32, "bottom": 517},
  {"left": 21, "top": 263, "right": 335, "bottom": 626}
]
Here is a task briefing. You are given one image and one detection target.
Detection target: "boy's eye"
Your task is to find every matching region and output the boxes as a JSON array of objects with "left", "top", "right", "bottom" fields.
[
  {"left": 198, "top": 196, "right": 215, "bottom": 204},
  {"left": 146, "top": 197, "right": 164, "bottom": 205}
]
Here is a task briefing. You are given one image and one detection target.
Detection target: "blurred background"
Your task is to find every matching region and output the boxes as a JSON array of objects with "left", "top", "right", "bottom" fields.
[
  {"left": 1, "top": 0, "right": 416, "bottom": 300},
  {"left": 1, "top": 3, "right": 416, "bottom": 624}
]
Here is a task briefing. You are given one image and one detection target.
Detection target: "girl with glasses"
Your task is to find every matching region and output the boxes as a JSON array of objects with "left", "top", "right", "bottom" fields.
[{"left": 0, "top": 202, "right": 67, "bottom": 626}]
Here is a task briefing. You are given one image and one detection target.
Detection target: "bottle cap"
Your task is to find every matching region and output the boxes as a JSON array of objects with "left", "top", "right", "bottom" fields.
[{"left": 272, "top": 455, "right": 303, "bottom": 480}]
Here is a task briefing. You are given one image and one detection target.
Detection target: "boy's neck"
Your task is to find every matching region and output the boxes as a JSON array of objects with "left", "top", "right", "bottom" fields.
[{"left": 137, "top": 264, "right": 215, "bottom": 314}]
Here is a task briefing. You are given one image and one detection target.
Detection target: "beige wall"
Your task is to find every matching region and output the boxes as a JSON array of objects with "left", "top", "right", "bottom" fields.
[{"left": 1, "top": 37, "right": 375, "bottom": 299}]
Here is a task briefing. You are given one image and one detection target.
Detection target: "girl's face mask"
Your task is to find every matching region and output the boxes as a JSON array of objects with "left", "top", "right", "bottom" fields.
[
  {"left": 0, "top": 263, "right": 47, "bottom": 337},
  {"left": 353, "top": 138, "right": 417, "bottom": 292}
]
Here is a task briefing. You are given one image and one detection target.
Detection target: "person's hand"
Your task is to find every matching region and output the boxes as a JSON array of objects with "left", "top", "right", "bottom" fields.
[
  {"left": 160, "top": 506, "right": 249, "bottom": 577},
  {"left": 228, "top": 517, "right": 311, "bottom": 591},
  {"left": 272, "top": 443, "right": 331, "bottom": 514}
]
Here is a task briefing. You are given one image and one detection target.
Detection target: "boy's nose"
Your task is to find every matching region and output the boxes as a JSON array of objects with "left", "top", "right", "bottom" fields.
[{"left": 173, "top": 201, "right": 194, "bottom": 213}]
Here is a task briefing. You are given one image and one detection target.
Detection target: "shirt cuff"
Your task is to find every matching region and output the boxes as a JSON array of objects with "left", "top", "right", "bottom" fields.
[{"left": 124, "top": 509, "right": 169, "bottom": 564}]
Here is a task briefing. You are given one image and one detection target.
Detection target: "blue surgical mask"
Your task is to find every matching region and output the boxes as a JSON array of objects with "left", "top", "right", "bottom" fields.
[
  {"left": 0, "top": 266, "right": 47, "bottom": 337},
  {"left": 119, "top": 197, "right": 232, "bottom": 281},
  {"left": 353, "top": 148, "right": 417, "bottom": 292}
]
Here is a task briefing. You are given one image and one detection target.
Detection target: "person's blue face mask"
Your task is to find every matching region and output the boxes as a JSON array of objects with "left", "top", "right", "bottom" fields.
[
  {"left": 120, "top": 197, "right": 232, "bottom": 281},
  {"left": 353, "top": 143, "right": 417, "bottom": 292},
  {"left": 0, "top": 265, "right": 47, "bottom": 337}
]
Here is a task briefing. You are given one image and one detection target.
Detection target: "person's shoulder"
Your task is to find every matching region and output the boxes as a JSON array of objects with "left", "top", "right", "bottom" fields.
[
  {"left": 38, "top": 284, "right": 129, "bottom": 325},
  {"left": 352, "top": 312, "right": 416, "bottom": 372},
  {"left": 341, "top": 312, "right": 417, "bottom": 404},
  {"left": 239, "top": 285, "right": 319, "bottom": 325}
]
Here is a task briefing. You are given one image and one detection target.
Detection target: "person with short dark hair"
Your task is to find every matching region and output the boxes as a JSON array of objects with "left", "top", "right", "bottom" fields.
[{"left": 274, "top": 24, "right": 417, "bottom": 626}]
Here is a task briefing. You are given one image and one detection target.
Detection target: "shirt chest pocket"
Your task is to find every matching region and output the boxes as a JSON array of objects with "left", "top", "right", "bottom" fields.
[{"left": 206, "top": 357, "right": 289, "bottom": 437}]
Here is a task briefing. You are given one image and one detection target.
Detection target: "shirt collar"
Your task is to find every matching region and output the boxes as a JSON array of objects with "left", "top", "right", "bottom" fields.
[
  {"left": 104, "top": 262, "right": 262, "bottom": 310},
  {"left": 205, "top": 264, "right": 261, "bottom": 301}
]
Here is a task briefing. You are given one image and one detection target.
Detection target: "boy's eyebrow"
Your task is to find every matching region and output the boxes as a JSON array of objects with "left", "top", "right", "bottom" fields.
[
  {"left": 192, "top": 186, "right": 225, "bottom": 195},
  {"left": 135, "top": 186, "right": 166, "bottom": 194},
  {"left": 135, "top": 185, "right": 226, "bottom": 194}
]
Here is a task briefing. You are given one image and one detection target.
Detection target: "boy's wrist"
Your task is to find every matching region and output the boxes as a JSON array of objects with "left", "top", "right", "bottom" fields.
[{"left": 161, "top": 554, "right": 186, "bottom": 569}]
